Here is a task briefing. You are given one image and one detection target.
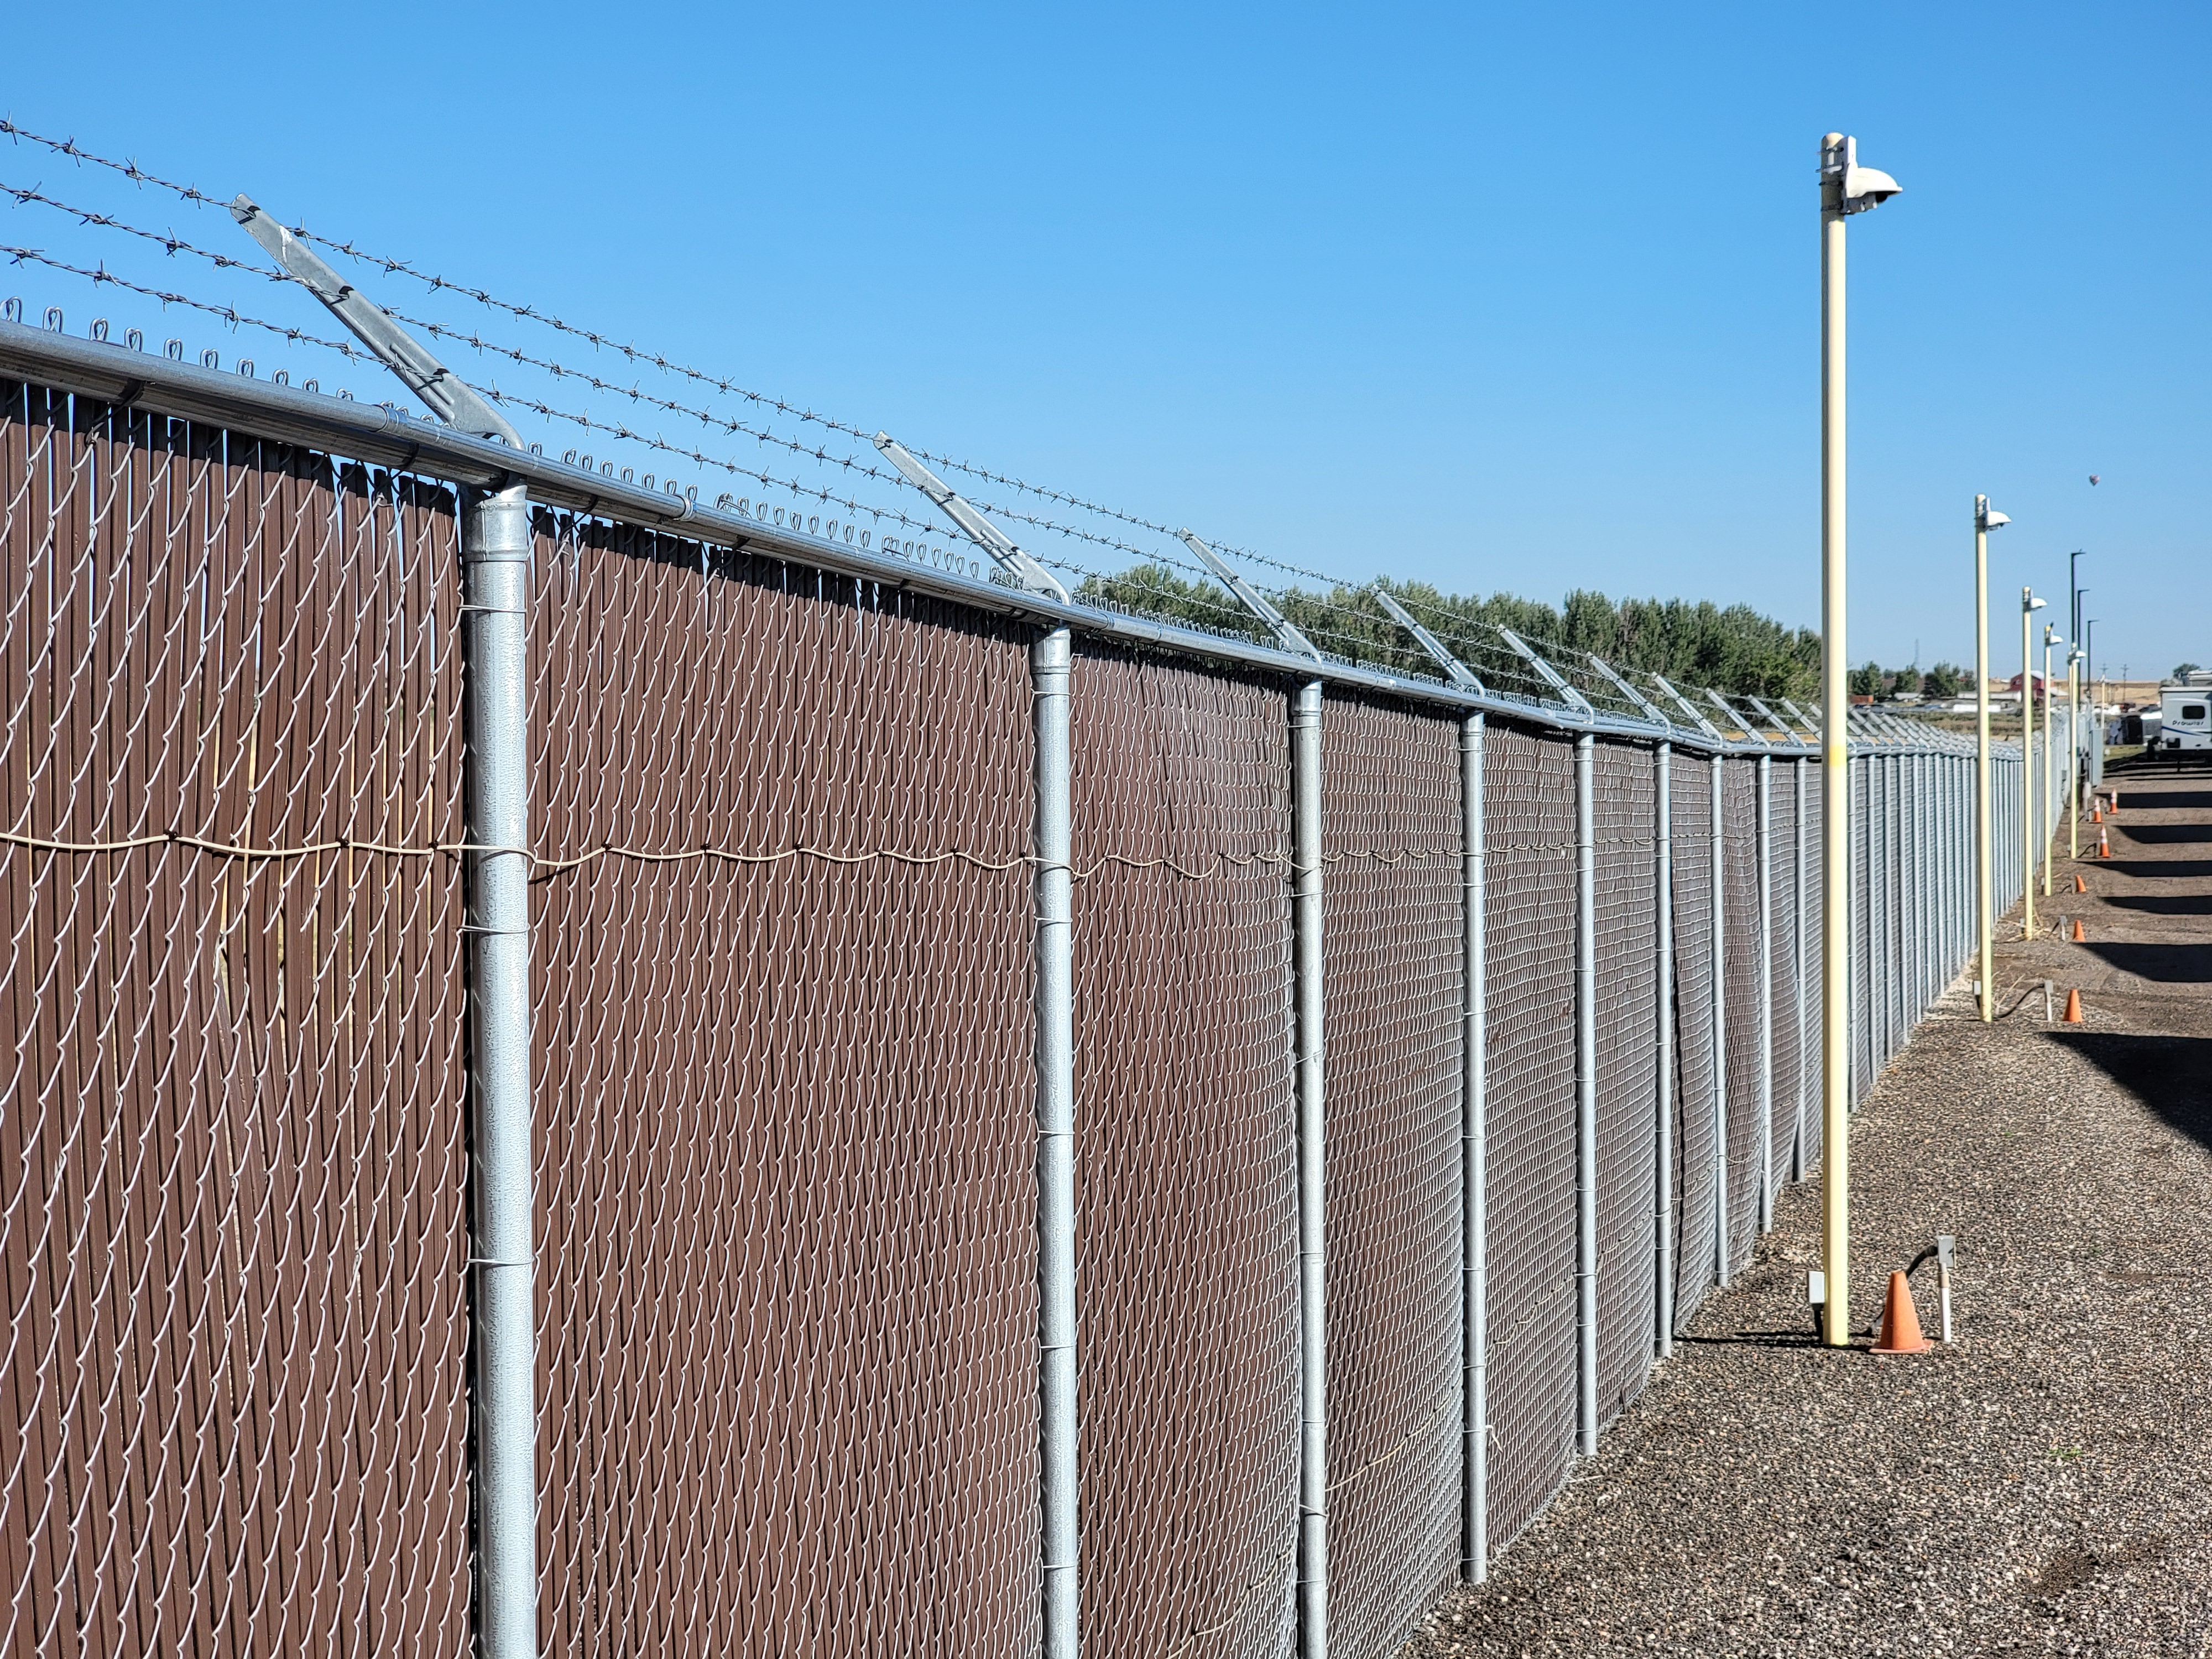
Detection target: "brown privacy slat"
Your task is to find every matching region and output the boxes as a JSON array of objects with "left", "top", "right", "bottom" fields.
[
  {"left": 529, "top": 518, "right": 1040, "bottom": 1659},
  {"left": 1769, "top": 771, "right": 1801, "bottom": 1202},
  {"left": 1481, "top": 721, "right": 1578, "bottom": 1553},
  {"left": 6, "top": 364, "right": 1914, "bottom": 1655},
  {"left": 0, "top": 392, "right": 469, "bottom": 1659},
  {"left": 1723, "top": 759, "right": 1763, "bottom": 1275},
  {"left": 1799, "top": 765, "right": 1826, "bottom": 1172},
  {"left": 1669, "top": 754, "right": 1717, "bottom": 1329},
  {"left": 1070, "top": 647, "right": 1298, "bottom": 1659},
  {"left": 1592, "top": 740, "right": 1657, "bottom": 1426},
  {"left": 1319, "top": 693, "right": 1463, "bottom": 1659}
]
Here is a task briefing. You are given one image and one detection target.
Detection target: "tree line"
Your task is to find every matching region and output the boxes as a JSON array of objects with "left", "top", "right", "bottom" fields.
[{"left": 1079, "top": 565, "right": 1825, "bottom": 697}]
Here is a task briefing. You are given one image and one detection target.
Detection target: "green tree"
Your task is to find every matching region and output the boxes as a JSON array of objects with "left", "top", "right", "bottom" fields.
[
  {"left": 1849, "top": 660, "right": 1885, "bottom": 696},
  {"left": 1922, "top": 662, "right": 1962, "bottom": 697},
  {"left": 1074, "top": 566, "right": 1827, "bottom": 701},
  {"left": 2174, "top": 661, "right": 2202, "bottom": 679}
]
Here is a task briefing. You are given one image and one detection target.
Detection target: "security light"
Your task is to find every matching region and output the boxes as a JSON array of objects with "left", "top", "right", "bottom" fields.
[{"left": 1822, "top": 134, "right": 1903, "bottom": 215}]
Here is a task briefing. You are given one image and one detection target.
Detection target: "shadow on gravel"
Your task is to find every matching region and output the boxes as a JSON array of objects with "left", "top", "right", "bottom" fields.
[
  {"left": 2081, "top": 942, "right": 2212, "bottom": 983},
  {"left": 2100, "top": 892, "right": 2212, "bottom": 917},
  {"left": 1673, "top": 1331, "right": 1830, "bottom": 1350},
  {"left": 2104, "top": 859, "right": 2212, "bottom": 880},
  {"left": 2043, "top": 1031, "right": 2212, "bottom": 1150},
  {"left": 2110, "top": 822, "right": 2212, "bottom": 846}
]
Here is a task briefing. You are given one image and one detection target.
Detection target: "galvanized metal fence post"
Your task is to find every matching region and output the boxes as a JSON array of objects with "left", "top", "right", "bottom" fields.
[
  {"left": 1756, "top": 755, "right": 1775, "bottom": 1232},
  {"left": 1031, "top": 628, "right": 1079, "bottom": 1659},
  {"left": 1460, "top": 712, "right": 1489, "bottom": 1583},
  {"left": 462, "top": 479, "right": 536, "bottom": 1659},
  {"left": 1574, "top": 734, "right": 1599, "bottom": 1455},
  {"left": 1291, "top": 681, "right": 1329, "bottom": 1658},
  {"left": 1709, "top": 755, "right": 1729, "bottom": 1288},
  {"left": 1653, "top": 743, "right": 1676, "bottom": 1358}
]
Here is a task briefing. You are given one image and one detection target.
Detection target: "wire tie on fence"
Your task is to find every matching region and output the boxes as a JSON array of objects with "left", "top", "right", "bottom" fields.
[{"left": 465, "top": 1256, "right": 533, "bottom": 1269}]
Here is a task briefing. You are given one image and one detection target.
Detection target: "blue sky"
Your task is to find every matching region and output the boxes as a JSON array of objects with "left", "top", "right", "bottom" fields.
[{"left": 5, "top": 2, "right": 2205, "bottom": 679}]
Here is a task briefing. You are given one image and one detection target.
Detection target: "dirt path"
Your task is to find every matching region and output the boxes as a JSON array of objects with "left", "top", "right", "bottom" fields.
[{"left": 1404, "top": 766, "right": 2212, "bottom": 1657}]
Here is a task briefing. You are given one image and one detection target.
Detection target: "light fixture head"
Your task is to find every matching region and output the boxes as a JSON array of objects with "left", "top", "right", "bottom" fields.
[
  {"left": 1822, "top": 134, "right": 1903, "bottom": 215},
  {"left": 1978, "top": 500, "right": 2010, "bottom": 531},
  {"left": 2027, "top": 596, "right": 2049, "bottom": 612}
]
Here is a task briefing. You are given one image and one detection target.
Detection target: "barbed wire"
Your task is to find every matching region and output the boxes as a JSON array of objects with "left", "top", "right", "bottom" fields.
[
  {"left": 0, "top": 175, "right": 1223, "bottom": 573},
  {"left": 0, "top": 117, "right": 1338, "bottom": 574},
  {"left": 1, "top": 243, "right": 368, "bottom": 361},
  {"left": 0, "top": 118, "right": 1834, "bottom": 723}
]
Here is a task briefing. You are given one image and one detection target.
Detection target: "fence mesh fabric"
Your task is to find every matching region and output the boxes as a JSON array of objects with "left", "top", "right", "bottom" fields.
[
  {"left": 1768, "top": 766, "right": 1801, "bottom": 1192},
  {"left": 1851, "top": 755, "right": 1874, "bottom": 1104},
  {"left": 1667, "top": 755, "right": 1716, "bottom": 1327},
  {"left": 1320, "top": 697, "right": 1463, "bottom": 1659},
  {"left": 530, "top": 518, "right": 1044, "bottom": 1658},
  {"left": 1070, "top": 647, "right": 1300, "bottom": 1659},
  {"left": 2, "top": 388, "right": 472, "bottom": 1656},
  {"left": 1798, "top": 764, "right": 1825, "bottom": 1173},
  {"left": 1480, "top": 722, "right": 1578, "bottom": 1550},
  {"left": 1721, "top": 761, "right": 1762, "bottom": 1275},
  {"left": 3, "top": 363, "right": 2016, "bottom": 1656},
  {"left": 1590, "top": 740, "right": 1656, "bottom": 1425}
]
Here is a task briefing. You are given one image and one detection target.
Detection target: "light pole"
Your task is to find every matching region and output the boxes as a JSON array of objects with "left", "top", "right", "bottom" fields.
[
  {"left": 1819, "top": 132, "right": 1901, "bottom": 1349},
  {"left": 2042, "top": 622, "right": 2057, "bottom": 898},
  {"left": 2022, "top": 588, "right": 2048, "bottom": 935},
  {"left": 1974, "top": 495, "right": 2008, "bottom": 1022}
]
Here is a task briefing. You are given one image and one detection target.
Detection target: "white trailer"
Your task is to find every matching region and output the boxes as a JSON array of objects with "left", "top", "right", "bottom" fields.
[{"left": 2154, "top": 674, "right": 2212, "bottom": 758}]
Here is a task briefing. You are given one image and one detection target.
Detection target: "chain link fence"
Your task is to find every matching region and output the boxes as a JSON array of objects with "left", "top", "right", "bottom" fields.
[{"left": 2, "top": 340, "right": 2067, "bottom": 1659}]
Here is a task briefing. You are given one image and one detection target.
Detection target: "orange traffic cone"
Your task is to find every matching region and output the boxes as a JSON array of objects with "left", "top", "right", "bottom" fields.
[
  {"left": 2099, "top": 827, "right": 2111, "bottom": 859},
  {"left": 2074, "top": 874, "right": 2087, "bottom": 893},
  {"left": 1872, "top": 1270, "right": 1932, "bottom": 1355},
  {"left": 2092, "top": 805, "right": 2104, "bottom": 824},
  {"left": 2072, "top": 918, "right": 2086, "bottom": 942},
  {"left": 2111, "top": 790, "right": 2121, "bottom": 813},
  {"left": 2062, "top": 988, "right": 2084, "bottom": 1024}
]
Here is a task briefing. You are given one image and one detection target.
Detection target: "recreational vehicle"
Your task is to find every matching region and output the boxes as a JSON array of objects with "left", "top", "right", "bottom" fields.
[{"left": 2154, "top": 671, "right": 2212, "bottom": 759}]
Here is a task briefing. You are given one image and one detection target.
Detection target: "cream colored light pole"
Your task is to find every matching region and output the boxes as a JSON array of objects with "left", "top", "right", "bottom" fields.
[
  {"left": 1818, "top": 133, "right": 1900, "bottom": 1348},
  {"left": 2021, "top": 588, "right": 2046, "bottom": 936},
  {"left": 2041, "top": 623, "right": 2056, "bottom": 898},
  {"left": 1974, "top": 496, "right": 2006, "bottom": 1022}
]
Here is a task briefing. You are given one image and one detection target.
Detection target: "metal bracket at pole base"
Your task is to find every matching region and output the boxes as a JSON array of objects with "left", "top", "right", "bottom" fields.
[
  {"left": 230, "top": 196, "right": 523, "bottom": 448},
  {"left": 1182, "top": 531, "right": 1321, "bottom": 660},
  {"left": 873, "top": 434, "right": 1071, "bottom": 601}
]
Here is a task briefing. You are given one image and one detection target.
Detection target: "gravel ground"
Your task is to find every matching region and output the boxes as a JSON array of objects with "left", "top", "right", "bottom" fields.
[{"left": 1403, "top": 765, "right": 2212, "bottom": 1657}]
